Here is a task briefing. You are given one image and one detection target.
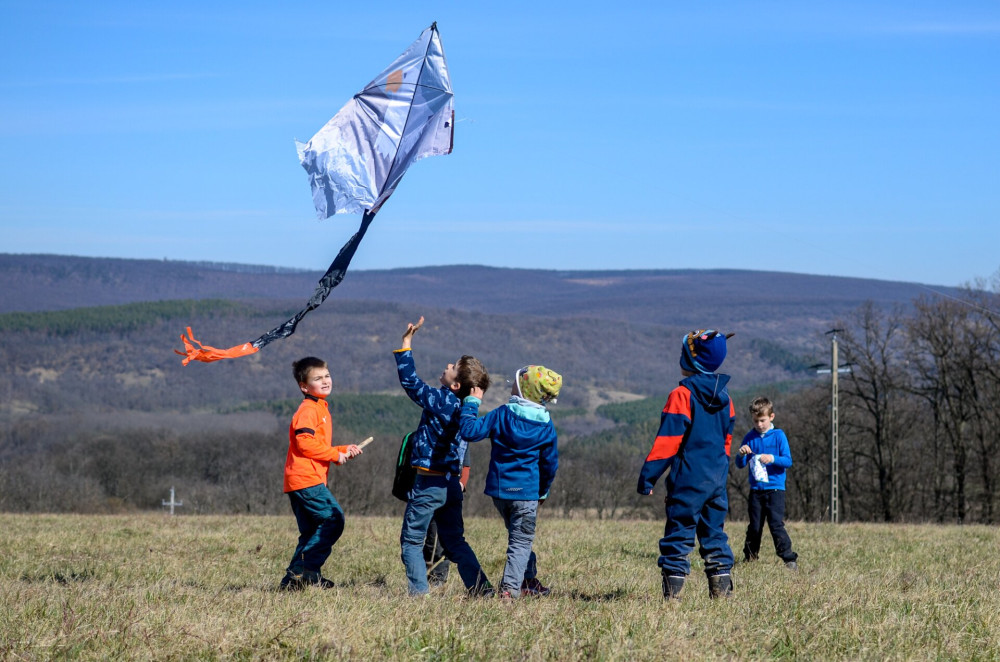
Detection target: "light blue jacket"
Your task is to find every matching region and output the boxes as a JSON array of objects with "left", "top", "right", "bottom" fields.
[{"left": 460, "top": 396, "right": 558, "bottom": 500}]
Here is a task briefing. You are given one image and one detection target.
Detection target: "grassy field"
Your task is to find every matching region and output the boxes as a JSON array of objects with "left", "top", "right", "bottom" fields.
[{"left": 1, "top": 514, "right": 998, "bottom": 661}]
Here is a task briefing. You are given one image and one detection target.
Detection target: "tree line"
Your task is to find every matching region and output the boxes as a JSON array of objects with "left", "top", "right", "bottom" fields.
[{"left": 1, "top": 282, "right": 998, "bottom": 523}]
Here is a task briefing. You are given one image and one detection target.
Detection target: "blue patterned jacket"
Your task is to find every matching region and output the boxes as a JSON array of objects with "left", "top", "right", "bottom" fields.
[{"left": 394, "top": 349, "right": 467, "bottom": 474}]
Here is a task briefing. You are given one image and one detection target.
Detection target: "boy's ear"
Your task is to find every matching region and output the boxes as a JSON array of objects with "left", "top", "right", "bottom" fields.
[{"left": 448, "top": 381, "right": 461, "bottom": 392}]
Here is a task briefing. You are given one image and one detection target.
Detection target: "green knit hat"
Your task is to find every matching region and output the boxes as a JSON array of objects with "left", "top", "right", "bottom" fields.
[{"left": 517, "top": 365, "right": 562, "bottom": 404}]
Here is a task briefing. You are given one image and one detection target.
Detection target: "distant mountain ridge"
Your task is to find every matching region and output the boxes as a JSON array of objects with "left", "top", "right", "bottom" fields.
[
  {"left": 0, "top": 254, "right": 948, "bottom": 331},
  {"left": 0, "top": 252, "right": 966, "bottom": 435}
]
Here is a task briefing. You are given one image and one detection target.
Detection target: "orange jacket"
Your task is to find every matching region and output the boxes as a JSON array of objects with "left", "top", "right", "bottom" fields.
[{"left": 283, "top": 395, "right": 352, "bottom": 493}]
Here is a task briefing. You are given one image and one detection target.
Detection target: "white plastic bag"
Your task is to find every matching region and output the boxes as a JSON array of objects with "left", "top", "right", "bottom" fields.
[{"left": 751, "top": 455, "right": 770, "bottom": 483}]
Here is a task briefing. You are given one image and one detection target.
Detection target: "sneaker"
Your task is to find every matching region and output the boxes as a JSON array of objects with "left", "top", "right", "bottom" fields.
[
  {"left": 785, "top": 561, "right": 798, "bottom": 571},
  {"left": 708, "top": 573, "right": 733, "bottom": 599},
  {"left": 498, "top": 590, "right": 516, "bottom": 601},
  {"left": 662, "top": 574, "right": 685, "bottom": 601},
  {"left": 520, "top": 577, "right": 551, "bottom": 597}
]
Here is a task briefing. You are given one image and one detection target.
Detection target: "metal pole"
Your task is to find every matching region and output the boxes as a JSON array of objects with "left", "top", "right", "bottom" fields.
[{"left": 830, "top": 333, "right": 840, "bottom": 523}]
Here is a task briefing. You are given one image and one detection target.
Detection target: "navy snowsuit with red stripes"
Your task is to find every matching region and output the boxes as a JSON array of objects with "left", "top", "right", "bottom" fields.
[{"left": 638, "top": 373, "right": 736, "bottom": 578}]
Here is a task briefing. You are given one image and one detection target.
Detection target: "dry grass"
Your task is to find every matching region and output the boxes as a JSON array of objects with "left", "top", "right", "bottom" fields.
[{"left": 1, "top": 513, "right": 999, "bottom": 661}]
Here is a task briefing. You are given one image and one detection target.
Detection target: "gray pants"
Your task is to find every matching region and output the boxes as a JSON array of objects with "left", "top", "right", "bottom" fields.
[{"left": 493, "top": 498, "right": 538, "bottom": 597}]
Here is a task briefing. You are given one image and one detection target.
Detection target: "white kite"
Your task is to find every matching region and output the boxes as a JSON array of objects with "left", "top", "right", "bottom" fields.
[{"left": 178, "top": 23, "right": 454, "bottom": 364}]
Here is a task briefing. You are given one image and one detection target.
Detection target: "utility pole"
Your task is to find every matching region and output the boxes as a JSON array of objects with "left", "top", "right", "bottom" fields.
[
  {"left": 813, "top": 330, "right": 851, "bottom": 523},
  {"left": 829, "top": 330, "right": 840, "bottom": 524},
  {"left": 162, "top": 486, "right": 183, "bottom": 516}
]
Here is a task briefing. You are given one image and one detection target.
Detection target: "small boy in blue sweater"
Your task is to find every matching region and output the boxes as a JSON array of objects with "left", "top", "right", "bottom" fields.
[
  {"left": 394, "top": 316, "right": 493, "bottom": 597},
  {"left": 638, "top": 330, "right": 736, "bottom": 600},
  {"left": 735, "top": 396, "right": 798, "bottom": 569},
  {"left": 461, "top": 365, "right": 561, "bottom": 599}
]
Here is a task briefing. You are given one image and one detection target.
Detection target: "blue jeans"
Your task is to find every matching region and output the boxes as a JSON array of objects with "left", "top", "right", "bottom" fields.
[
  {"left": 424, "top": 518, "right": 452, "bottom": 584},
  {"left": 400, "top": 473, "right": 489, "bottom": 596},
  {"left": 493, "top": 498, "right": 538, "bottom": 596},
  {"left": 286, "top": 483, "right": 345, "bottom": 576}
]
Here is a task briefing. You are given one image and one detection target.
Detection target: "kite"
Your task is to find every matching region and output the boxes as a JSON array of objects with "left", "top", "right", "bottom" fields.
[{"left": 177, "top": 23, "right": 454, "bottom": 365}]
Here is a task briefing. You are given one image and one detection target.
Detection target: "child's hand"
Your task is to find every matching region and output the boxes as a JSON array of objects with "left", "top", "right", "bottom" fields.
[
  {"left": 759, "top": 454, "right": 774, "bottom": 464},
  {"left": 401, "top": 316, "right": 424, "bottom": 349},
  {"left": 336, "top": 445, "right": 363, "bottom": 463},
  {"left": 469, "top": 386, "right": 485, "bottom": 399},
  {"left": 739, "top": 445, "right": 752, "bottom": 455}
]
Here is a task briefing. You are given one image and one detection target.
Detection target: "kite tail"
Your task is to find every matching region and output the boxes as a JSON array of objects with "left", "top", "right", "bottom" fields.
[
  {"left": 175, "top": 211, "right": 375, "bottom": 365},
  {"left": 174, "top": 327, "right": 259, "bottom": 366}
]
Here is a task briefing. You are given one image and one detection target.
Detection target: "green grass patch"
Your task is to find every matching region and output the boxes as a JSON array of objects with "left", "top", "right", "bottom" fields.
[{"left": 2, "top": 515, "right": 997, "bottom": 660}]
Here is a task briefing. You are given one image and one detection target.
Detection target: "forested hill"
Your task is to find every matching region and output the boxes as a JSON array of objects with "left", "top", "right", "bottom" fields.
[
  {"left": 0, "top": 253, "right": 958, "bottom": 393},
  {"left": 0, "top": 253, "right": 948, "bottom": 326},
  {"left": 0, "top": 254, "right": 987, "bottom": 520}
]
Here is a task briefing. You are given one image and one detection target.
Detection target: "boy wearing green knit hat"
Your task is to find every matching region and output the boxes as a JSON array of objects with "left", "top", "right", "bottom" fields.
[{"left": 460, "top": 364, "right": 562, "bottom": 598}]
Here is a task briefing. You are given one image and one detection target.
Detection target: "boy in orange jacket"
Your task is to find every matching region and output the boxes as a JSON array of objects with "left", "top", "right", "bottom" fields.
[{"left": 280, "top": 356, "right": 363, "bottom": 590}]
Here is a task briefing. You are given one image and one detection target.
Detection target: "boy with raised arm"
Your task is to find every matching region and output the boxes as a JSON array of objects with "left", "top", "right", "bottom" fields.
[{"left": 393, "top": 316, "right": 493, "bottom": 597}]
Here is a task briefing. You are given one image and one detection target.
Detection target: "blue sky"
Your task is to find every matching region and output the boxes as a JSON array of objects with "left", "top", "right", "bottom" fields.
[{"left": 1, "top": 1, "right": 998, "bottom": 287}]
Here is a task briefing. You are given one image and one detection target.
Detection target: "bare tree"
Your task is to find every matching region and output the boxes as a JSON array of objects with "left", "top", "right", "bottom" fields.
[
  {"left": 837, "top": 303, "right": 921, "bottom": 522},
  {"left": 906, "top": 288, "right": 1000, "bottom": 523}
]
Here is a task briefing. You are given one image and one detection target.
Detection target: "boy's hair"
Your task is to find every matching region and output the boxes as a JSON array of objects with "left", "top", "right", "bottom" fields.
[
  {"left": 455, "top": 355, "right": 490, "bottom": 400},
  {"left": 749, "top": 396, "right": 774, "bottom": 418},
  {"left": 293, "top": 357, "right": 328, "bottom": 385}
]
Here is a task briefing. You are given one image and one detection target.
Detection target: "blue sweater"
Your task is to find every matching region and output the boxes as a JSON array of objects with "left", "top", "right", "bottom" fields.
[
  {"left": 459, "top": 396, "right": 558, "bottom": 500},
  {"left": 393, "top": 349, "right": 466, "bottom": 474},
  {"left": 734, "top": 426, "right": 792, "bottom": 491}
]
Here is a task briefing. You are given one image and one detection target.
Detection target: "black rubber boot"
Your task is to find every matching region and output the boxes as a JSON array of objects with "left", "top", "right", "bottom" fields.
[
  {"left": 708, "top": 573, "right": 733, "bottom": 599},
  {"left": 662, "top": 573, "right": 685, "bottom": 600}
]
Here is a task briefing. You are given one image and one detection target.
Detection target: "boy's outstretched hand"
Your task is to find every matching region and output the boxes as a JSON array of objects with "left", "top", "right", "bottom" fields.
[{"left": 401, "top": 316, "right": 425, "bottom": 350}]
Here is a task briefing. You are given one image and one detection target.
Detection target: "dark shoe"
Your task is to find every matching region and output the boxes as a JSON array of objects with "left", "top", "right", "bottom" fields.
[
  {"left": 662, "top": 574, "right": 685, "bottom": 600},
  {"left": 785, "top": 560, "right": 798, "bottom": 571},
  {"left": 279, "top": 572, "right": 305, "bottom": 591},
  {"left": 301, "top": 570, "right": 335, "bottom": 589},
  {"left": 708, "top": 573, "right": 733, "bottom": 599},
  {"left": 467, "top": 581, "right": 495, "bottom": 598},
  {"left": 520, "top": 577, "right": 551, "bottom": 597}
]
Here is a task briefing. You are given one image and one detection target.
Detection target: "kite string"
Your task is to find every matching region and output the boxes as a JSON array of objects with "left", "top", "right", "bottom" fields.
[{"left": 251, "top": 210, "right": 376, "bottom": 350}]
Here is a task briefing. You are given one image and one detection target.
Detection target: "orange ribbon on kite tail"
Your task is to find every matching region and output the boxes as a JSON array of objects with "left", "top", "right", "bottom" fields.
[{"left": 175, "top": 327, "right": 259, "bottom": 366}]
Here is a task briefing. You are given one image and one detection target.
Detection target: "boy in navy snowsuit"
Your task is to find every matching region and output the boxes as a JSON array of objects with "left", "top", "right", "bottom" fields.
[
  {"left": 735, "top": 396, "right": 798, "bottom": 569},
  {"left": 638, "top": 330, "right": 736, "bottom": 600}
]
